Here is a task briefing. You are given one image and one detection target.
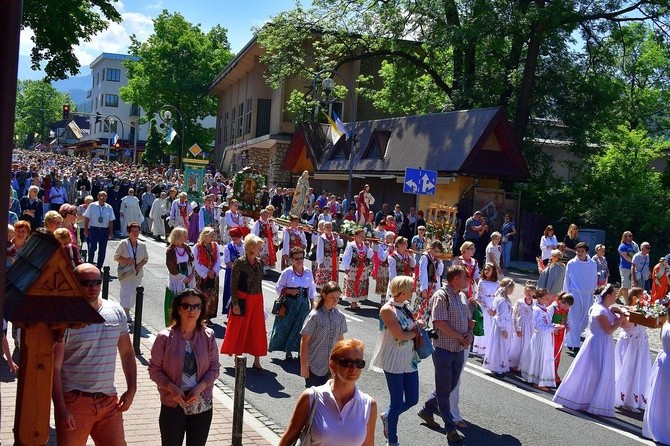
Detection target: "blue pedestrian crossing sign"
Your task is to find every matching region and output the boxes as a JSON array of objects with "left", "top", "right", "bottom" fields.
[{"left": 403, "top": 167, "right": 437, "bottom": 196}]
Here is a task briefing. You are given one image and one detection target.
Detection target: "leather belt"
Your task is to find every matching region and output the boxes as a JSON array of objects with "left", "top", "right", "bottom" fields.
[{"left": 68, "top": 389, "right": 110, "bottom": 399}]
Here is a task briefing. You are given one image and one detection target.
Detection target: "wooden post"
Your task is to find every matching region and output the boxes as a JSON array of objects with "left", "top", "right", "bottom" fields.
[
  {"left": 133, "top": 286, "right": 144, "bottom": 355},
  {"left": 231, "top": 356, "right": 247, "bottom": 446},
  {"left": 14, "top": 324, "right": 61, "bottom": 446}
]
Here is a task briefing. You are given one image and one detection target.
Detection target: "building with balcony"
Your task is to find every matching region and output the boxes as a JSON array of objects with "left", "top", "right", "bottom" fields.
[{"left": 75, "top": 53, "right": 148, "bottom": 161}]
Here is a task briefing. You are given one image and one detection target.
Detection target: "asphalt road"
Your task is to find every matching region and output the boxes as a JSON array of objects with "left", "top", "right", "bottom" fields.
[{"left": 101, "top": 235, "right": 657, "bottom": 446}]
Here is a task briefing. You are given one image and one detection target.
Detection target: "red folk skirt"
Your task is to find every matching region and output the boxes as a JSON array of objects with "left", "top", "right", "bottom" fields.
[{"left": 220, "top": 291, "right": 268, "bottom": 356}]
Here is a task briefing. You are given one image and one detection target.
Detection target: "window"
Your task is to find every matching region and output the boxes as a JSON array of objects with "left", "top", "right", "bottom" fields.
[
  {"left": 223, "top": 112, "right": 229, "bottom": 145},
  {"left": 107, "top": 68, "right": 121, "bottom": 82},
  {"left": 230, "top": 108, "right": 236, "bottom": 144},
  {"left": 362, "top": 130, "right": 391, "bottom": 159},
  {"left": 237, "top": 103, "right": 244, "bottom": 137},
  {"left": 244, "top": 98, "right": 252, "bottom": 135},
  {"left": 331, "top": 137, "right": 349, "bottom": 160},
  {"left": 104, "top": 94, "right": 119, "bottom": 107},
  {"left": 256, "top": 99, "right": 271, "bottom": 136}
]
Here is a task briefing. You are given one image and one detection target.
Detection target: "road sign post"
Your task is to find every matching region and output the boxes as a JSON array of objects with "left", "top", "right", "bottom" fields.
[{"left": 404, "top": 167, "right": 437, "bottom": 196}]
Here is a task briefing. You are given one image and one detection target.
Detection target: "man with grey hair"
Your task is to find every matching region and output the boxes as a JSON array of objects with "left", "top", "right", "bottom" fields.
[{"left": 631, "top": 242, "right": 652, "bottom": 292}]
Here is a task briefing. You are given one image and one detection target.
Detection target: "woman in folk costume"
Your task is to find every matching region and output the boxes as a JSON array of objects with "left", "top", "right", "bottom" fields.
[
  {"left": 415, "top": 240, "right": 445, "bottom": 320},
  {"left": 222, "top": 227, "right": 245, "bottom": 313},
  {"left": 357, "top": 184, "right": 375, "bottom": 225},
  {"left": 387, "top": 236, "right": 416, "bottom": 295},
  {"left": 193, "top": 227, "right": 222, "bottom": 322},
  {"left": 281, "top": 214, "right": 307, "bottom": 270},
  {"left": 642, "top": 321, "right": 670, "bottom": 444},
  {"left": 223, "top": 199, "right": 247, "bottom": 243},
  {"left": 375, "top": 231, "right": 396, "bottom": 301},
  {"left": 473, "top": 263, "right": 499, "bottom": 356},
  {"left": 149, "top": 191, "right": 169, "bottom": 241},
  {"left": 314, "top": 221, "right": 343, "bottom": 289},
  {"left": 452, "top": 241, "right": 480, "bottom": 299},
  {"left": 199, "top": 194, "right": 221, "bottom": 243},
  {"left": 252, "top": 208, "right": 278, "bottom": 272},
  {"left": 187, "top": 202, "right": 200, "bottom": 244},
  {"left": 119, "top": 188, "right": 143, "bottom": 236},
  {"left": 269, "top": 247, "right": 319, "bottom": 360},
  {"left": 342, "top": 227, "right": 374, "bottom": 310},
  {"left": 164, "top": 227, "right": 196, "bottom": 326},
  {"left": 520, "top": 289, "right": 557, "bottom": 390},
  {"left": 169, "top": 192, "right": 191, "bottom": 230},
  {"left": 483, "top": 278, "right": 515, "bottom": 377},
  {"left": 553, "top": 284, "right": 624, "bottom": 416}
]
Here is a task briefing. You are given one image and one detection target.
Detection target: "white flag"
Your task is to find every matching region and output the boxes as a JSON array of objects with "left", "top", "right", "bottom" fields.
[{"left": 166, "top": 127, "right": 177, "bottom": 144}]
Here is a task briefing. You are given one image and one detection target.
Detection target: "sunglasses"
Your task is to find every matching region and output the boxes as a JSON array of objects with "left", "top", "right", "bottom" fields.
[
  {"left": 180, "top": 303, "right": 202, "bottom": 312},
  {"left": 79, "top": 279, "right": 103, "bottom": 287},
  {"left": 335, "top": 358, "right": 366, "bottom": 369}
]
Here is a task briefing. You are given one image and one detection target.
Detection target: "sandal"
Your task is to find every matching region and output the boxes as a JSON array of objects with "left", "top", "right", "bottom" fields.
[
  {"left": 380, "top": 413, "right": 388, "bottom": 439},
  {"left": 455, "top": 420, "right": 468, "bottom": 429}
]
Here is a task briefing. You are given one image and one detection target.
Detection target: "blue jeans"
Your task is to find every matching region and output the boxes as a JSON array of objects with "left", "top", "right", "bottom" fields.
[
  {"left": 501, "top": 241, "right": 512, "bottom": 268},
  {"left": 422, "top": 347, "right": 465, "bottom": 431},
  {"left": 383, "top": 370, "right": 419, "bottom": 444},
  {"left": 88, "top": 227, "right": 109, "bottom": 269}
]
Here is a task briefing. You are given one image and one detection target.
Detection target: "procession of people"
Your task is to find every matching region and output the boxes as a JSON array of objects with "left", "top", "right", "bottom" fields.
[{"left": 4, "top": 150, "right": 670, "bottom": 446}]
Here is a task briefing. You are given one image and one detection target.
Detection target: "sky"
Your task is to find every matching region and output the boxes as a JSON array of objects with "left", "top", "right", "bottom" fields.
[{"left": 19, "top": 0, "right": 309, "bottom": 76}]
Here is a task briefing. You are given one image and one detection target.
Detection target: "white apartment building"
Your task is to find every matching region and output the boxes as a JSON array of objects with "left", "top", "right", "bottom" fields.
[{"left": 83, "top": 52, "right": 149, "bottom": 160}]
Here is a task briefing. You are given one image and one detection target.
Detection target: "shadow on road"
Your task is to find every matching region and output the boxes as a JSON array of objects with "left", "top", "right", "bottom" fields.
[
  {"left": 222, "top": 366, "right": 292, "bottom": 399},
  {"left": 462, "top": 424, "right": 522, "bottom": 445}
]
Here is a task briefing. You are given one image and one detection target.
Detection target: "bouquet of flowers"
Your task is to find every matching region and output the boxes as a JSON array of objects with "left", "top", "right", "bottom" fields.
[
  {"left": 339, "top": 221, "right": 377, "bottom": 241},
  {"left": 634, "top": 295, "right": 668, "bottom": 319}
]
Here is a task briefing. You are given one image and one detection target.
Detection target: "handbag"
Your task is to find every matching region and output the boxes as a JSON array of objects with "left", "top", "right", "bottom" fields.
[
  {"left": 117, "top": 263, "right": 135, "bottom": 281},
  {"left": 234, "top": 299, "right": 247, "bottom": 316},
  {"left": 293, "top": 387, "right": 319, "bottom": 446},
  {"left": 472, "top": 303, "right": 485, "bottom": 336},
  {"left": 271, "top": 295, "right": 288, "bottom": 317},
  {"left": 414, "top": 326, "right": 436, "bottom": 359},
  {"left": 180, "top": 396, "right": 213, "bottom": 415}
]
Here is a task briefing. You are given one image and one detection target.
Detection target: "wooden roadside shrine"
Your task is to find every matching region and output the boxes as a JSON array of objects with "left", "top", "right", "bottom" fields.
[{"left": 4, "top": 230, "right": 105, "bottom": 446}]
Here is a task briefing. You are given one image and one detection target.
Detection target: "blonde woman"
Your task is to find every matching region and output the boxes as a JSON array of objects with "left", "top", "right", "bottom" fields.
[{"left": 164, "top": 227, "right": 195, "bottom": 326}]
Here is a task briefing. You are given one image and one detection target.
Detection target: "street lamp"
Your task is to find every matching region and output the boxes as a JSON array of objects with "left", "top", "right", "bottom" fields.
[
  {"left": 105, "top": 115, "right": 124, "bottom": 161},
  {"left": 159, "top": 105, "right": 185, "bottom": 171},
  {"left": 312, "top": 69, "right": 357, "bottom": 211}
]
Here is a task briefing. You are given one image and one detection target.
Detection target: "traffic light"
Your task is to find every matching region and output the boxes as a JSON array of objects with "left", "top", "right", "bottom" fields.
[
  {"left": 95, "top": 112, "right": 102, "bottom": 124},
  {"left": 62, "top": 104, "right": 70, "bottom": 120}
]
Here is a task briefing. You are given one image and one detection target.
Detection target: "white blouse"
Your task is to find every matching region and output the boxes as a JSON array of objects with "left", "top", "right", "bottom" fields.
[
  {"left": 370, "top": 301, "right": 418, "bottom": 374},
  {"left": 309, "top": 382, "right": 373, "bottom": 446}
]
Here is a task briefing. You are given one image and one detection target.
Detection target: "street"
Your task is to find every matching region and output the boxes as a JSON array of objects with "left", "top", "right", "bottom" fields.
[{"left": 103, "top": 235, "right": 656, "bottom": 446}]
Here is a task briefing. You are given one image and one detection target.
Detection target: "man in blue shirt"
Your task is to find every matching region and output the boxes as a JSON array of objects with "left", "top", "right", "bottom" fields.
[{"left": 617, "top": 230, "right": 639, "bottom": 304}]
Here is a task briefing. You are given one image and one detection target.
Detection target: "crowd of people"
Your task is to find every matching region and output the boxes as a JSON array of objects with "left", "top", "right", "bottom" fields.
[{"left": 3, "top": 151, "right": 670, "bottom": 445}]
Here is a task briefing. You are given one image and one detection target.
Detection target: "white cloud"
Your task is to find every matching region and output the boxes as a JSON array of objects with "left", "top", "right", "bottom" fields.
[
  {"left": 20, "top": 10, "right": 154, "bottom": 72},
  {"left": 143, "top": 1, "right": 163, "bottom": 11}
]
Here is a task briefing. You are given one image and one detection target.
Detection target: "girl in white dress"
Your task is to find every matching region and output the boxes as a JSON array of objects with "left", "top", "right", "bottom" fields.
[
  {"left": 520, "top": 289, "right": 557, "bottom": 390},
  {"left": 375, "top": 232, "right": 395, "bottom": 300},
  {"left": 553, "top": 284, "right": 624, "bottom": 417},
  {"left": 642, "top": 321, "right": 670, "bottom": 444},
  {"left": 509, "top": 284, "right": 536, "bottom": 372},
  {"left": 483, "top": 278, "right": 515, "bottom": 376},
  {"left": 614, "top": 315, "right": 651, "bottom": 412},
  {"left": 473, "top": 263, "right": 499, "bottom": 356}
]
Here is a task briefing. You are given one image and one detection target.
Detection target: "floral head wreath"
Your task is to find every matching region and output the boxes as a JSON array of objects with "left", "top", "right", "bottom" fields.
[{"left": 595, "top": 284, "right": 613, "bottom": 303}]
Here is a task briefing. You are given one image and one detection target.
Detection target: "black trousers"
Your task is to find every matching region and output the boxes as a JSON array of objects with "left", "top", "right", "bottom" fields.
[{"left": 159, "top": 404, "right": 213, "bottom": 446}]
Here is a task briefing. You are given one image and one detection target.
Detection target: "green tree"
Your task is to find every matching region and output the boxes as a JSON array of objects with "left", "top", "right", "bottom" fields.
[
  {"left": 120, "top": 11, "right": 234, "bottom": 163},
  {"left": 256, "top": 0, "right": 670, "bottom": 142},
  {"left": 14, "top": 80, "right": 72, "bottom": 146},
  {"left": 22, "top": 0, "right": 121, "bottom": 80},
  {"left": 143, "top": 119, "right": 166, "bottom": 165}
]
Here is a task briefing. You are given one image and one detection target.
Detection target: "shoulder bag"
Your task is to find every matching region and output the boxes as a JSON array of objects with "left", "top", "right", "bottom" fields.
[{"left": 293, "top": 387, "right": 319, "bottom": 446}]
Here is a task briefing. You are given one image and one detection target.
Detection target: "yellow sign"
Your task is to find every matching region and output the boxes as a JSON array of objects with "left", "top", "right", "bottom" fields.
[
  {"left": 188, "top": 143, "right": 203, "bottom": 157},
  {"left": 183, "top": 158, "right": 209, "bottom": 165}
]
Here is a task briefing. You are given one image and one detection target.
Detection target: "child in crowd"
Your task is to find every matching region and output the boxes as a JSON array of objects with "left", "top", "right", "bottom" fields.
[
  {"left": 615, "top": 288, "right": 652, "bottom": 413},
  {"left": 473, "top": 263, "right": 499, "bottom": 356},
  {"left": 54, "top": 227, "right": 82, "bottom": 270},
  {"left": 549, "top": 292, "right": 574, "bottom": 384},
  {"left": 521, "top": 288, "right": 558, "bottom": 390},
  {"left": 375, "top": 232, "right": 396, "bottom": 301},
  {"left": 483, "top": 278, "right": 515, "bottom": 377},
  {"left": 509, "top": 283, "right": 536, "bottom": 373}
]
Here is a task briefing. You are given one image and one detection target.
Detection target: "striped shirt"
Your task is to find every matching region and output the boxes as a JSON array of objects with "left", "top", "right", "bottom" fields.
[
  {"left": 431, "top": 285, "right": 474, "bottom": 352},
  {"left": 60, "top": 300, "right": 128, "bottom": 395},
  {"left": 300, "top": 307, "right": 348, "bottom": 376}
]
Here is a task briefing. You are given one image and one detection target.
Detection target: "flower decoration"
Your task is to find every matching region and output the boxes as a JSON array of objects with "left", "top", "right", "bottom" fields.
[{"left": 231, "top": 167, "right": 266, "bottom": 212}]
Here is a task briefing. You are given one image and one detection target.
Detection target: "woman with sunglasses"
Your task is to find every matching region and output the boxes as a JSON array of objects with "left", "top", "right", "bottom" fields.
[
  {"left": 149, "top": 289, "right": 221, "bottom": 446},
  {"left": 280, "top": 338, "right": 377, "bottom": 446},
  {"left": 269, "top": 247, "right": 318, "bottom": 360},
  {"left": 370, "top": 276, "right": 421, "bottom": 446}
]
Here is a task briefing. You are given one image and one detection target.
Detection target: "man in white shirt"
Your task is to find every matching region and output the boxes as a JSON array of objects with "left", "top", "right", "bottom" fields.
[
  {"left": 83, "top": 191, "right": 116, "bottom": 268},
  {"left": 631, "top": 242, "right": 652, "bottom": 292}
]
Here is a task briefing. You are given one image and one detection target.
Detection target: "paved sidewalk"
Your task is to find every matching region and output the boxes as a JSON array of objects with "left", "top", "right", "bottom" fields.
[{"left": 1, "top": 326, "right": 279, "bottom": 445}]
